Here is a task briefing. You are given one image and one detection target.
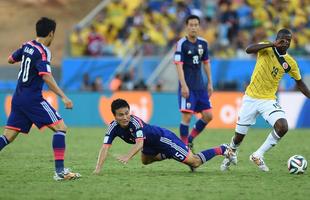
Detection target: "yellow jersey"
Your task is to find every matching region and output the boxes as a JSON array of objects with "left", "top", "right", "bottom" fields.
[{"left": 245, "top": 43, "right": 301, "bottom": 100}]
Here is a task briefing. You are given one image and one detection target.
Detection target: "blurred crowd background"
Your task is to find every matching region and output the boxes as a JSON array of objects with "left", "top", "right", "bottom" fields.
[{"left": 69, "top": 0, "right": 310, "bottom": 58}]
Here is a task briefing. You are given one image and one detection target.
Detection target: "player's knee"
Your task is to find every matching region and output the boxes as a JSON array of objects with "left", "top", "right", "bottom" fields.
[
  {"left": 202, "top": 112, "right": 213, "bottom": 122},
  {"left": 141, "top": 158, "right": 151, "bottom": 165},
  {"left": 274, "top": 119, "right": 288, "bottom": 136}
]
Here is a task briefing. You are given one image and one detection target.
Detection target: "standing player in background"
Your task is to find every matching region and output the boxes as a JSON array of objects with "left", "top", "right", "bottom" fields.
[
  {"left": 174, "top": 15, "right": 213, "bottom": 150},
  {"left": 93, "top": 99, "right": 235, "bottom": 174},
  {"left": 0, "top": 17, "right": 81, "bottom": 181},
  {"left": 221, "top": 29, "right": 310, "bottom": 172}
]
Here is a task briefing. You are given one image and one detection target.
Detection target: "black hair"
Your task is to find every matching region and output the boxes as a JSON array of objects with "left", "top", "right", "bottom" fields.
[
  {"left": 111, "top": 98, "right": 130, "bottom": 115},
  {"left": 185, "top": 15, "right": 200, "bottom": 24},
  {"left": 36, "top": 17, "right": 56, "bottom": 37},
  {"left": 276, "top": 28, "right": 292, "bottom": 39}
]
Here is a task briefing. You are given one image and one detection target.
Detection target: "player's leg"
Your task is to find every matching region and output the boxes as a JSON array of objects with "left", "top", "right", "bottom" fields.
[
  {"left": 250, "top": 100, "right": 288, "bottom": 171},
  {"left": 188, "top": 90, "right": 212, "bottom": 148},
  {"left": 28, "top": 100, "right": 80, "bottom": 180},
  {"left": 180, "top": 112, "right": 192, "bottom": 144},
  {"left": 178, "top": 90, "right": 195, "bottom": 144},
  {"left": 0, "top": 129, "right": 19, "bottom": 151},
  {"left": 220, "top": 95, "right": 258, "bottom": 171},
  {"left": 141, "top": 153, "right": 164, "bottom": 165},
  {"left": 1, "top": 104, "right": 32, "bottom": 151},
  {"left": 185, "top": 144, "right": 231, "bottom": 169}
]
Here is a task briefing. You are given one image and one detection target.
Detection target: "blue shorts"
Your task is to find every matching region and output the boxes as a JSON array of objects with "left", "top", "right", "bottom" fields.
[
  {"left": 142, "top": 128, "right": 190, "bottom": 162},
  {"left": 6, "top": 100, "right": 62, "bottom": 133},
  {"left": 178, "top": 88, "right": 211, "bottom": 113}
]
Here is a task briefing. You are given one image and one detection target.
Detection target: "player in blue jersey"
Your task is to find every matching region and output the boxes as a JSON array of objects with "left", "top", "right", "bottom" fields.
[
  {"left": 0, "top": 17, "right": 80, "bottom": 181},
  {"left": 174, "top": 15, "right": 213, "bottom": 150},
  {"left": 93, "top": 99, "right": 235, "bottom": 174}
]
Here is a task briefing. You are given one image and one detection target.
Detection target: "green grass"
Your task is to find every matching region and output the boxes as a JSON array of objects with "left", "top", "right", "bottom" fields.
[{"left": 0, "top": 128, "right": 309, "bottom": 200}]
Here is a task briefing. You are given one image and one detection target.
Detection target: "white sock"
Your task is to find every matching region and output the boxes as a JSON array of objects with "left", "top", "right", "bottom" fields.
[
  {"left": 229, "top": 136, "right": 239, "bottom": 150},
  {"left": 254, "top": 130, "right": 281, "bottom": 157}
]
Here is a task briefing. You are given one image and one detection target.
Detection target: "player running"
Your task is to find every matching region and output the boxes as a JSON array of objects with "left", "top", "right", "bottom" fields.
[
  {"left": 93, "top": 99, "right": 235, "bottom": 174},
  {"left": 220, "top": 29, "right": 310, "bottom": 172},
  {"left": 174, "top": 15, "right": 213, "bottom": 151},
  {"left": 0, "top": 17, "right": 81, "bottom": 181}
]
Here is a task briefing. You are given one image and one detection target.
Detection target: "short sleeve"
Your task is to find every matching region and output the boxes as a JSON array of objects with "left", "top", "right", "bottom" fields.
[
  {"left": 174, "top": 39, "right": 185, "bottom": 64},
  {"left": 103, "top": 123, "right": 117, "bottom": 146},
  {"left": 201, "top": 41, "right": 209, "bottom": 63},
  {"left": 36, "top": 60, "right": 52, "bottom": 76},
  {"left": 10, "top": 46, "right": 24, "bottom": 62}
]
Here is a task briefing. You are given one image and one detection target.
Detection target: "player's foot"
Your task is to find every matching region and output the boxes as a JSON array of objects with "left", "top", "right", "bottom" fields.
[
  {"left": 249, "top": 154, "right": 269, "bottom": 172},
  {"left": 53, "top": 168, "right": 81, "bottom": 181},
  {"left": 188, "top": 142, "right": 195, "bottom": 154},
  {"left": 220, "top": 144, "right": 237, "bottom": 171}
]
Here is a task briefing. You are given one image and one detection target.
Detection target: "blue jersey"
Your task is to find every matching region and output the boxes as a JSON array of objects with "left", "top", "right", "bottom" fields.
[
  {"left": 9, "top": 40, "right": 52, "bottom": 105},
  {"left": 174, "top": 37, "right": 209, "bottom": 90},
  {"left": 103, "top": 115, "right": 163, "bottom": 147},
  {"left": 103, "top": 115, "right": 190, "bottom": 162}
]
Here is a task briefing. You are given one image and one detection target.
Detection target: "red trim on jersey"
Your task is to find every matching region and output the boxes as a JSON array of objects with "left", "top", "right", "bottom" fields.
[
  {"left": 180, "top": 109, "right": 194, "bottom": 113},
  {"left": 28, "top": 41, "right": 47, "bottom": 61},
  {"left": 39, "top": 119, "right": 63, "bottom": 131},
  {"left": 5, "top": 126, "right": 21, "bottom": 131},
  {"left": 8, "top": 55, "right": 16, "bottom": 63},
  {"left": 38, "top": 72, "right": 51, "bottom": 76},
  {"left": 203, "top": 59, "right": 210, "bottom": 63},
  {"left": 174, "top": 61, "right": 183, "bottom": 65}
]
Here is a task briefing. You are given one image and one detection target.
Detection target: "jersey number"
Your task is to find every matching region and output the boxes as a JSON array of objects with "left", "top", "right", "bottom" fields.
[
  {"left": 19, "top": 55, "right": 31, "bottom": 82},
  {"left": 193, "top": 55, "right": 199, "bottom": 64},
  {"left": 174, "top": 152, "right": 185, "bottom": 160}
]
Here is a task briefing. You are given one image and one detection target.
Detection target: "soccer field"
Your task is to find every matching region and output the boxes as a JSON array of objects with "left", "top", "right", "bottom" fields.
[{"left": 0, "top": 128, "right": 309, "bottom": 200}]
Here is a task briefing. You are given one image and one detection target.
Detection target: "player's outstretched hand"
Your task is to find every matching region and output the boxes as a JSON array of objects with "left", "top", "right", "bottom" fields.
[
  {"left": 62, "top": 97, "right": 73, "bottom": 109},
  {"left": 117, "top": 155, "right": 129, "bottom": 164}
]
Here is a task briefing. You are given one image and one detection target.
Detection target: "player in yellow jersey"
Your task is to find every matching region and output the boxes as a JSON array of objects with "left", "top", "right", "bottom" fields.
[{"left": 220, "top": 29, "right": 310, "bottom": 172}]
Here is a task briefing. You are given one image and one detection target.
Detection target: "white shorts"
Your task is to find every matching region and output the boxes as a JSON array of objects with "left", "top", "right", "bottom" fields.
[{"left": 235, "top": 95, "right": 286, "bottom": 134}]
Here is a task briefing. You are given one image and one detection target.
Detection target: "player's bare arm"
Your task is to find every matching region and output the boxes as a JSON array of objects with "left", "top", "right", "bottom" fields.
[
  {"left": 203, "top": 62, "right": 213, "bottom": 97},
  {"left": 245, "top": 42, "right": 274, "bottom": 54},
  {"left": 117, "top": 139, "right": 144, "bottom": 164},
  {"left": 42, "top": 74, "right": 73, "bottom": 109},
  {"left": 295, "top": 79, "right": 310, "bottom": 98},
  {"left": 175, "top": 63, "right": 189, "bottom": 98},
  {"left": 94, "top": 145, "right": 110, "bottom": 174}
]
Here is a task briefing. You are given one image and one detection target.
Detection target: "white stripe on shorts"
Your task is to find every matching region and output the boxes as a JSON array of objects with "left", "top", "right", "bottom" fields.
[
  {"left": 181, "top": 97, "right": 186, "bottom": 110},
  {"left": 160, "top": 137, "right": 188, "bottom": 156},
  {"left": 40, "top": 101, "right": 57, "bottom": 122}
]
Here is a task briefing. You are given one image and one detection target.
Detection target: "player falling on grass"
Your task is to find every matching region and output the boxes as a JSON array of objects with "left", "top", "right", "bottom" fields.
[
  {"left": 93, "top": 99, "right": 235, "bottom": 174},
  {"left": 220, "top": 29, "right": 310, "bottom": 172},
  {"left": 0, "top": 17, "right": 81, "bottom": 181},
  {"left": 174, "top": 15, "right": 213, "bottom": 151}
]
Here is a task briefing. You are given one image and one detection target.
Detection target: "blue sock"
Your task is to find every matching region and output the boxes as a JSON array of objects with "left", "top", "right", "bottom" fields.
[
  {"left": 179, "top": 123, "right": 189, "bottom": 144},
  {"left": 188, "top": 119, "right": 207, "bottom": 143},
  {"left": 197, "top": 145, "right": 226, "bottom": 164},
  {"left": 0, "top": 135, "right": 9, "bottom": 151},
  {"left": 52, "top": 131, "right": 66, "bottom": 174}
]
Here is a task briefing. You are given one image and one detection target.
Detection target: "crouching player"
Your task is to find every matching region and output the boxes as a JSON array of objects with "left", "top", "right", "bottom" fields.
[{"left": 93, "top": 99, "right": 235, "bottom": 174}]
